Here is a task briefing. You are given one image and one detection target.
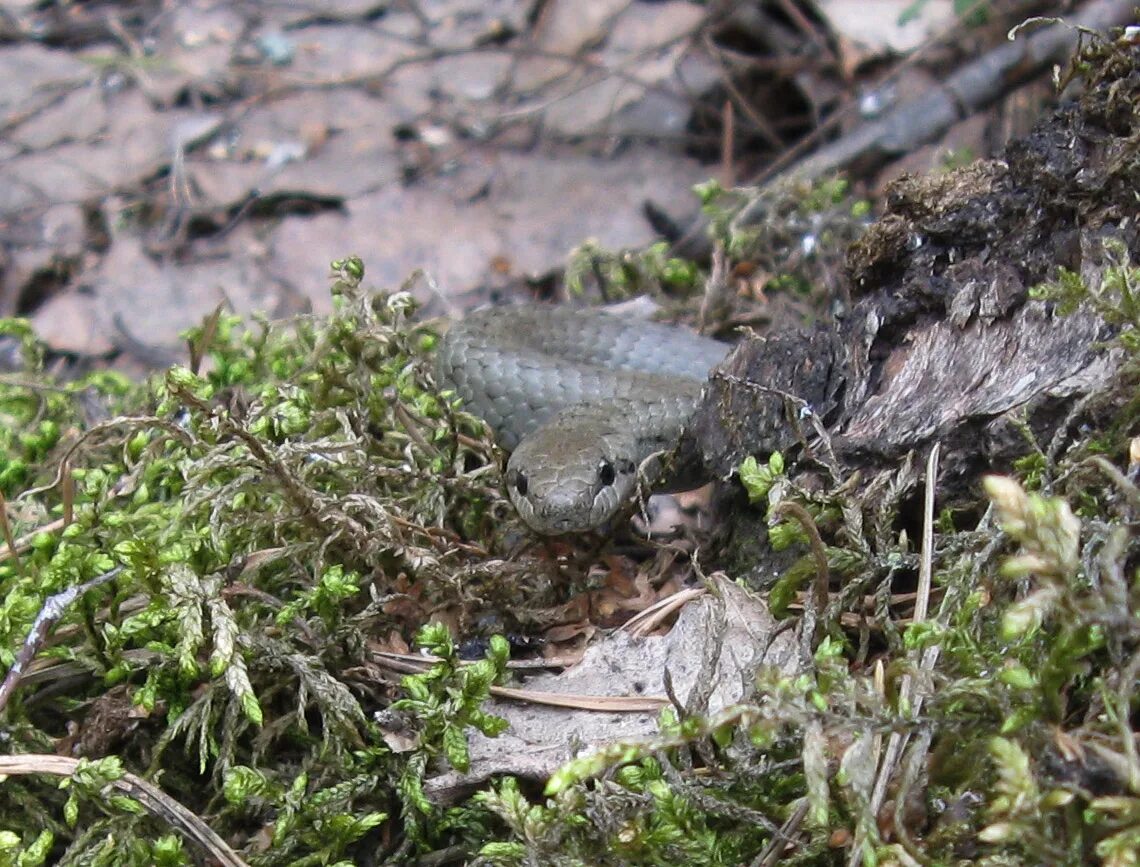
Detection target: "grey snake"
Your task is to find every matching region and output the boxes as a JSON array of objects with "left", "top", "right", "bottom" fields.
[{"left": 436, "top": 306, "right": 728, "bottom": 533}]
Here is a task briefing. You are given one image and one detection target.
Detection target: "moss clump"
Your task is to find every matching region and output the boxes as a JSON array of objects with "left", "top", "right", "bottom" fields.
[{"left": 0, "top": 259, "right": 535, "bottom": 865}]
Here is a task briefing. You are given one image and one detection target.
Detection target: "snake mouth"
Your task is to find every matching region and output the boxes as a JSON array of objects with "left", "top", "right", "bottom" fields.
[
  {"left": 507, "top": 469, "right": 631, "bottom": 535},
  {"left": 538, "top": 514, "right": 587, "bottom": 534},
  {"left": 509, "top": 490, "right": 600, "bottom": 535}
]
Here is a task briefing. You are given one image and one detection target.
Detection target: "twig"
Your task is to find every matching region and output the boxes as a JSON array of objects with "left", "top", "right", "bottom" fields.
[
  {"left": 673, "top": 0, "right": 1136, "bottom": 258},
  {"left": 762, "top": 0, "right": 1134, "bottom": 188},
  {"left": 622, "top": 587, "right": 706, "bottom": 637},
  {"left": 770, "top": 500, "right": 830, "bottom": 655},
  {"left": 721, "top": 98, "right": 736, "bottom": 185},
  {"left": 702, "top": 34, "right": 783, "bottom": 152},
  {"left": 0, "top": 754, "right": 248, "bottom": 867},
  {"left": 369, "top": 652, "right": 668, "bottom": 711},
  {"left": 0, "top": 566, "right": 123, "bottom": 715},
  {"left": 20, "top": 416, "right": 196, "bottom": 501},
  {"left": 0, "top": 488, "right": 25, "bottom": 580},
  {"left": 0, "top": 517, "right": 68, "bottom": 564},
  {"left": 848, "top": 443, "right": 940, "bottom": 867},
  {"left": 752, "top": 798, "right": 809, "bottom": 867}
]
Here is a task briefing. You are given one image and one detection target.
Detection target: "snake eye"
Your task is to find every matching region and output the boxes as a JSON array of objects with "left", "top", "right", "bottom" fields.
[
  {"left": 508, "top": 469, "right": 528, "bottom": 496},
  {"left": 598, "top": 461, "right": 616, "bottom": 487}
]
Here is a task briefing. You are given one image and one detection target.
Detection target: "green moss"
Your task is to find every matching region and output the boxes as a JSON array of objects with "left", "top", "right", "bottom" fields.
[
  {"left": 565, "top": 240, "right": 702, "bottom": 299},
  {"left": 0, "top": 260, "right": 522, "bottom": 864}
]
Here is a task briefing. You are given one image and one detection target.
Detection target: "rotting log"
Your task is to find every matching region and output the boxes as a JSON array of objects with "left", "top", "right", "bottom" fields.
[{"left": 689, "top": 40, "right": 1140, "bottom": 556}]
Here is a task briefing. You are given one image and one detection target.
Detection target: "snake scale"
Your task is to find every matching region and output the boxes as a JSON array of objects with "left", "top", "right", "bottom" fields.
[{"left": 436, "top": 306, "right": 729, "bottom": 534}]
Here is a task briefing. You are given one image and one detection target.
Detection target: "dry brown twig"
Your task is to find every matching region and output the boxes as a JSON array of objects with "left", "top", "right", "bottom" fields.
[{"left": 0, "top": 754, "right": 248, "bottom": 867}]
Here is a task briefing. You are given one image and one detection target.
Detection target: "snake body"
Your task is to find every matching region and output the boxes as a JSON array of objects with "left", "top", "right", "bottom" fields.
[{"left": 436, "top": 306, "right": 728, "bottom": 534}]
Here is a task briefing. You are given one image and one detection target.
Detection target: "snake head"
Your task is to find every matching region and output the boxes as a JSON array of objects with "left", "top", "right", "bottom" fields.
[{"left": 504, "top": 420, "right": 639, "bottom": 534}]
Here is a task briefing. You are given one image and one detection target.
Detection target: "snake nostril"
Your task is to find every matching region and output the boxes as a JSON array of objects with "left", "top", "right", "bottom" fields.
[
  {"left": 508, "top": 469, "right": 528, "bottom": 496},
  {"left": 598, "top": 461, "right": 615, "bottom": 486}
]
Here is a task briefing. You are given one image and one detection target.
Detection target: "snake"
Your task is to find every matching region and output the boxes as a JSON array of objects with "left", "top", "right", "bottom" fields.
[{"left": 436, "top": 306, "right": 729, "bottom": 534}]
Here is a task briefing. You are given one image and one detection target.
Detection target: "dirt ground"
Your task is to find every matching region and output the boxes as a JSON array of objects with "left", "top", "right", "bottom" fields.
[{"left": 3, "top": 0, "right": 1133, "bottom": 372}]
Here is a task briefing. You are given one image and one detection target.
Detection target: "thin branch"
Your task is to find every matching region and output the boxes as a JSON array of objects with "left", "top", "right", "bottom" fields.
[
  {"left": 0, "top": 754, "right": 248, "bottom": 867},
  {"left": 0, "top": 566, "right": 123, "bottom": 715}
]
